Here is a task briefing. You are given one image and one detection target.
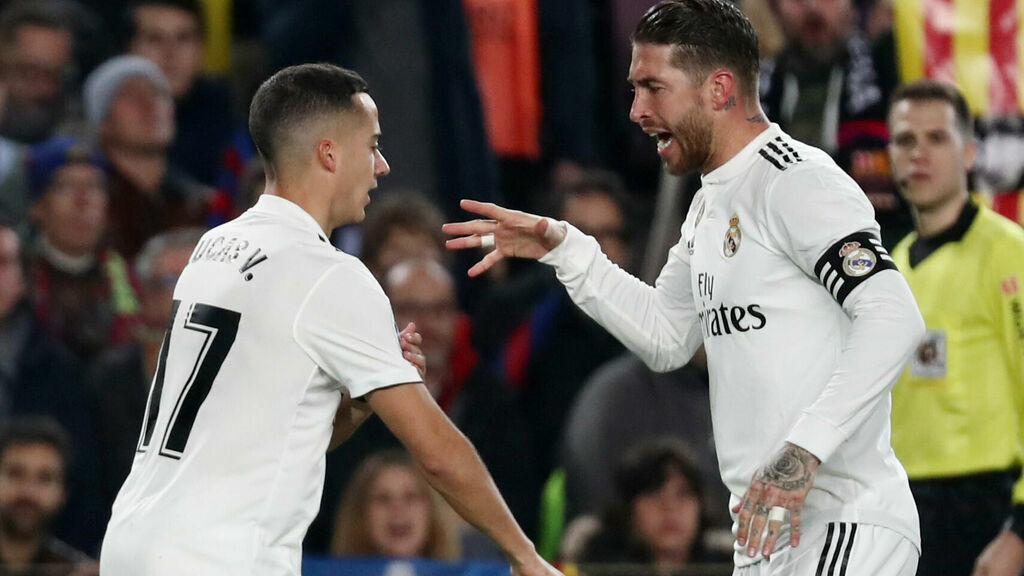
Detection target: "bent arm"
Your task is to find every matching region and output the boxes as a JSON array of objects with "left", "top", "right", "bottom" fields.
[
  {"left": 328, "top": 395, "right": 373, "bottom": 451},
  {"left": 787, "top": 270, "right": 924, "bottom": 461},
  {"left": 366, "top": 383, "right": 539, "bottom": 568},
  {"left": 539, "top": 224, "right": 702, "bottom": 371}
]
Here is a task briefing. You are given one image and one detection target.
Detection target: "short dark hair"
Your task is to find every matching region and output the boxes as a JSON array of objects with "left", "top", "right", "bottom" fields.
[
  {"left": 632, "top": 0, "right": 760, "bottom": 97},
  {"left": 121, "top": 0, "right": 205, "bottom": 50},
  {"left": 249, "top": 63, "right": 369, "bottom": 175},
  {"left": 0, "top": 416, "right": 71, "bottom": 473},
  {"left": 890, "top": 79, "right": 973, "bottom": 137},
  {"left": 360, "top": 190, "right": 447, "bottom": 276},
  {"left": 0, "top": 0, "right": 75, "bottom": 47},
  {"left": 544, "top": 168, "right": 636, "bottom": 243}
]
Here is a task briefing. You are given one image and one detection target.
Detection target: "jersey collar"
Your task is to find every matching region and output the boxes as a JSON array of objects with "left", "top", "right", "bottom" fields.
[
  {"left": 252, "top": 194, "right": 331, "bottom": 242},
  {"left": 701, "top": 123, "right": 783, "bottom": 186}
]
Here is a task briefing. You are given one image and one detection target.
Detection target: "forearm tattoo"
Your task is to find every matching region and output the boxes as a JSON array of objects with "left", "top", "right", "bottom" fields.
[{"left": 760, "top": 445, "right": 816, "bottom": 492}]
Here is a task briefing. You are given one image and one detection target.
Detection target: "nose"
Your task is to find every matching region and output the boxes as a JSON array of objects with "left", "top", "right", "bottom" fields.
[
  {"left": 375, "top": 150, "right": 390, "bottom": 178},
  {"left": 629, "top": 90, "right": 647, "bottom": 125}
]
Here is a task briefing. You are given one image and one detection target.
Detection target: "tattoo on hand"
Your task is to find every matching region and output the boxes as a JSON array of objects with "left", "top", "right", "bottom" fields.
[
  {"left": 759, "top": 445, "right": 816, "bottom": 491},
  {"left": 724, "top": 95, "right": 737, "bottom": 110}
]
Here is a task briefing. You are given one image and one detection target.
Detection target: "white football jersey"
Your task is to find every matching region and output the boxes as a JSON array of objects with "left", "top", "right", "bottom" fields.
[
  {"left": 540, "top": 124, "right": 921, "bottom": 566},
  {"left": 100, "top": 195, "right": 421, "bottom": 575}
]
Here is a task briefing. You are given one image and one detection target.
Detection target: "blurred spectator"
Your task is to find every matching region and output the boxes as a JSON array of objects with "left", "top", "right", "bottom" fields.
[
  {"left": 0, "top": 224, "right": 104, "bottom": 554},
  {"left": 0, "top": 417, "right": 96, "bottom": 575},
  {"left": 564, "top": 439, "right": 712, "bottom": 572},
  {"left": 83, "top": 55, "right": 210, "bottom": 260},
  {"left": 331, "top": 450, "right": 459, "bottom": 560},
  {"left": 473, "top": 169, "right": 633, "bottom": 504},
  {"left": 122, "top": 0, "right": 235, "bottom": 187},
  {"left": 887, "top": 80, "right": 1024, "bottom": 576},
  {"left": 359, "top": 191, "right": 446, "bottom": 282},
  {"left": 559, "top": 354, "right": 731, "bottom": 536},
  {"left": 259, "top": 0, "right": 500, "bottom": 220},
  {"left": 87, "top": 227, "right": 203, "bottom": 509},
  {"left": 25, "top": 136, "right": 139, "bottom": 363},
  {"left": 759, "top": 0, "right": 908, "bottom": 246},
  {"left": 0, "top": 0, "right": 80, "bottom": 145}
]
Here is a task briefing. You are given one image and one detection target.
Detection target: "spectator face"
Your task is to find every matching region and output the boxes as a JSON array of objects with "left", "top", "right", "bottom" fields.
[
  {"left": 0, "top": 443, "right": 65, "bottom": 539},
  {"left": 386, "top": 261, "right": 457, "bottom": 384},
  {"left": 563, "top": 191, "right": 627, "bottom": 268},
  {"left": 32, "top": 163, "right": 107, "bottom": 258},
  {"left": 100, "top": 76, "right": 174, "bottom": 152},
  {"left": 365, "top": 465, "right": 432, "bottom": 557},
  {"left": 0, "top": 24, "right": 73, "bottom": 142},
  {"left": 631, "top": 469, "right": 701, "bottom": 564},
  {"left": 887, "top": 98, "right": 975, "bottom": 213},
  {"left": 0, "top": 228, "right": 24, "bottom": 320},
  {"left": 129, "top": 4, "right": 204, "bottom": 98},
  {"left": 629, "top": 43, "right": 713, "bottom": 176},
  {"left": 140, "top": 245, "right": 193, "bottom": 328},
  {"left": 773, "top": 0, "right": 854, "bottom": 63}
]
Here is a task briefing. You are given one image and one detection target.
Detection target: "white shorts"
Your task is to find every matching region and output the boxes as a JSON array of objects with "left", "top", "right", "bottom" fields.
[{"left": 733, "top": 523, "right": 919, "bottom": 576}]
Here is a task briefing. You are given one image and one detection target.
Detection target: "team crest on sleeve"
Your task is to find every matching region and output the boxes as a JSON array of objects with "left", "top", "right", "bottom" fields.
[
  {"left": 723, "top": 215, "right": 741, "bottom": 257},
  {"left": 839, "top": 241, "right": 876, "bottom": 277}
]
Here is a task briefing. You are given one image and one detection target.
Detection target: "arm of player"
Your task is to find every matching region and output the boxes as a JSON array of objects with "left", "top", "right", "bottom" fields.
[
  {"left": 366, "top": 384, "right": 561, "bottom": 576},
  {"left": 445, "top": 199, "right": 703, "bottom": 371}
]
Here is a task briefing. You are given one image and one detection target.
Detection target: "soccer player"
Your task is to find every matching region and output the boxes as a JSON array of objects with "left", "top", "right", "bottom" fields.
[
  {"left": 887, "top": 80, "right": 1024, "bottom": 576},
  {"left": 99, "top": 63, "right": 559, "bottom": 576},
  {"left": 444, "top": 1, "right": 925, "bottom": 574}
]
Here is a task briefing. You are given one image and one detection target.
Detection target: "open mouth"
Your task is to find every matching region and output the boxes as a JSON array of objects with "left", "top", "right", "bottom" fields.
[{"left": 654, "top": 132, "right": 674, "bottom": 152}]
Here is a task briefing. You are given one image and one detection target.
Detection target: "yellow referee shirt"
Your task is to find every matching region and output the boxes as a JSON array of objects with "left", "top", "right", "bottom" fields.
[{"left": 892, "top": 201, "right": 1024, "bottom": 502}]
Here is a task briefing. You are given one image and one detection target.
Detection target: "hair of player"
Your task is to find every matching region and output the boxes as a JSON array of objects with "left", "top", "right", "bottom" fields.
[
  {"left": 0, "top": 0, "right": 75, "bottom": 48},
  {"left": 0, "top": 416, "right": 72, "bottom": 475},
  {"left": 120, "top": 0, "right": 205, "bottom": 51},
  {"left": 890, "top": 79, "right": 974, "bottom": 139},
  {"left": 249, "top": 63, "right": 369, "bottom": 179},
  {"left": 631, "top": 0, "right": 760, "bottom": 99},
  {"left": 330, "top": 450, "right": 459, "bottom": 560}
]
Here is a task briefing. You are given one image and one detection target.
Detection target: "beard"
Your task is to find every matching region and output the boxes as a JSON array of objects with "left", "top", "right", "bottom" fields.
[
  {"left": 664, "top": 105, "right": 714, "bottom": 176},
  {"left": 0, "top": 499, "right": 51, "bottom": 540},
  {"left": 0, "top": 98, "right": 63, "bottom": 145}
]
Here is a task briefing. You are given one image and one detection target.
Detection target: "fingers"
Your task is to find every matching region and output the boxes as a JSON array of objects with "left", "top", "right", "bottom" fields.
[
  {"left": 442, "top": 219, "right": 497, "bottom": 239},
  {"left": 761, "top": 507, "right": 787, "bottom": 558},
  {"left": 467, "top": 248, "right": 504, "bottom": 278},
  {"left": 735, "top": 482, "right": 761, "bottom": 547},
  {"left": 746, "top": 501, "right": 770, "bottom": 557},
  {"left": 399, "top": 324, "right": 426, "bottom": 378},
  {"left": 459, "top": 198, "right": 512, "bottom": 220},
  {"left": 789, "top": 508, "right": 802, "bottom": 547}
]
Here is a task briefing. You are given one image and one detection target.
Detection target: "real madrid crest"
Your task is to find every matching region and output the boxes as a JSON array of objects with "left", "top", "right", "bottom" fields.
[
  {"left": 723, "top": 215, "right": 741, "bottom": 257},
  {"left": 839, "top": 241, "right": 876, "bottom": 277}
]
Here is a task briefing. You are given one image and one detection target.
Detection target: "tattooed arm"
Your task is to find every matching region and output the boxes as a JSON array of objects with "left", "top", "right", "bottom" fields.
[{"left": 734, "top": 443, "right": 821, "bottom": 559}]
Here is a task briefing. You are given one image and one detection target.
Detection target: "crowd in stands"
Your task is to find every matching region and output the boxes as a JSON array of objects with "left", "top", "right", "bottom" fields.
[{"left": 0, "top": 0, "right": 1018, "bottom": 574}]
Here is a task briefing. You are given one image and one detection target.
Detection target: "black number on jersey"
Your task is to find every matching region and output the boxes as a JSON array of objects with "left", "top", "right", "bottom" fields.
[{"left": 137, "top": 301, "right": 241, "bottom": 459}]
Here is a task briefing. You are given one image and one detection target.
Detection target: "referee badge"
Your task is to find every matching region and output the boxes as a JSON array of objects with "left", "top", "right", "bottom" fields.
[
  {"left": 839, "top": 242, "right": 876, "bottom": 277},
  {"left": 723, "top": 215, "right": 741, "bottom": 257}
]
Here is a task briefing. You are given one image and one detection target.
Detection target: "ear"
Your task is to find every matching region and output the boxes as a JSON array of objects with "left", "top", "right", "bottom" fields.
[
  {"left": 963, "top": 137, "right": 977, "bottom": 172},
  {"left": 707, "top": 69, "right": 737, "bottom": 112},
  {"left": 317, "top": 138, "right": 338, "bottom": 172}
]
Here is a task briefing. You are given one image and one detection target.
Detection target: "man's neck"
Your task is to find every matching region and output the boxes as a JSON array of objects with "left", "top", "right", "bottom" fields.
[
  {"left": 0, "top": 528, "right": 44, "bottom": 568},
  {"left": 913, "top": 193, "right": 970, "bottom": 238},
  {"left": 704, "top": 101, "right": 771, "bottom": 174},
  {"left": 107, "top": 147, "right": 167, "bottom": 194}
]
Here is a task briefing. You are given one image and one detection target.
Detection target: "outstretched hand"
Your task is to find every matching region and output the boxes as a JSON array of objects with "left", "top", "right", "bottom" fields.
[
  {"left": 442, "top": 199, "right": 567, "bottom": 277},
  {"left": 733, "top": 442, "right": 820, "bottom": 559}
]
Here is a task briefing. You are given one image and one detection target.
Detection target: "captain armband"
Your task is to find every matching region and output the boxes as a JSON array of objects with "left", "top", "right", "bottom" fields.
[{"left": 813, "top": 231, "right": 897, "bottom": 306}]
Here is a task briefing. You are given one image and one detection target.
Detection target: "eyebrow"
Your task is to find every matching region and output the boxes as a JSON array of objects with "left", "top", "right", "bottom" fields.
[{"left": 629, "top": 76, "right": 662, "bottom": 88}]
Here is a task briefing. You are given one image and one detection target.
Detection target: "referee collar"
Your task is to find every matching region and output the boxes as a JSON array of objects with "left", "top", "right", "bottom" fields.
[
  {"left": 252, "top": 194, "right": 332, "bottom": 243},
  {"left": 701, "top": 123, "right": 782, "bottom": 186},
  {"left": 907, "top": 199, "right": 978, "bottom": 268}
]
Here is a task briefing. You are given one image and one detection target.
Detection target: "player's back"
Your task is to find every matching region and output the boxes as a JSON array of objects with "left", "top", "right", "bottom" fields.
[{"left": 101, "top": 196, "right": 388, "bottom": 575}]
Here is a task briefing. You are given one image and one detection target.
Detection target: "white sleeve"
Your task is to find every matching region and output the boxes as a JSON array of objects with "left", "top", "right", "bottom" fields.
[
  {"left": 292, "top": 262, "right": 422, "bottom": 399},
  {"left": 766, "top": 164, "right": 925, "bottom": 462},
  {"left": 538, "top": 223, "right": 702, "bottom": 372}
]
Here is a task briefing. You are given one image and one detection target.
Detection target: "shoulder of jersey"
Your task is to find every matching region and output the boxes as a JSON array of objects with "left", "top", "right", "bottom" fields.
[
  {"left": 976, "top": 205, "right": 1024, "bottom": 252},
  {"left": 754, "top": 133, "right": 836, "bottom": 175}
]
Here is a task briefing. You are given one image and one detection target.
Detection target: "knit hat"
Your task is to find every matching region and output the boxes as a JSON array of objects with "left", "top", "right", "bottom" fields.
[
  {"left": 82, "top": 55, "right": 171, "bottom": 126},
  {"left": 27, "top": 136, "right": 107, "bottom": 201}
]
